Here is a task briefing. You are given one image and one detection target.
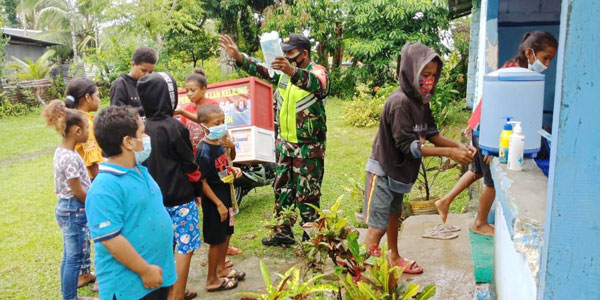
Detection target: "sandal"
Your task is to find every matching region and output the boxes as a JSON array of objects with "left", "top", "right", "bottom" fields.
[
  {"left": 225, "top": 269, "right": 246, "bottom": 280},
  {"left": 207, "top": 278, "right": 238, "bottom": 292},
  {"left": 393, "top": 258, "right": 424, "bottom": 274},
  {"left": 225, "top": 258, "right": 234, "bottom": 269},
  {"left": 433, "top": 223, "right": 461, "bottom": 233},
  {"left": 184, "top": 289, "right": 197, "bottom": 300},
  {"left": 227, "top": 246, "right": 243, "bottom": 256}
]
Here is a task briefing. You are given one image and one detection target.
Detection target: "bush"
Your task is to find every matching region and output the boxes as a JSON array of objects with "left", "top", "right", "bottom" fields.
[
  {"left": 343, "top": 84, "right": 396, "bottom": 128},
  {"left": 0, "top": 95, "right": 32, "bottom": 118}
]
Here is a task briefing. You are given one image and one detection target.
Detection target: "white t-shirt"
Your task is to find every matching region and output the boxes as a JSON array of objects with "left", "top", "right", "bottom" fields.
[{"left": 53, "top": 147, "right": 91, "bottom": 199}]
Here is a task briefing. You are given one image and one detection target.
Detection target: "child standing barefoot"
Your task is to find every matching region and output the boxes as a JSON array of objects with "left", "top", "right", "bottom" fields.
[
  {"left": 195, "top": 105, "right": 244, "bottom": 292},
  {"left": 43, "top": 100, "right": 92, "bottom": 300}
]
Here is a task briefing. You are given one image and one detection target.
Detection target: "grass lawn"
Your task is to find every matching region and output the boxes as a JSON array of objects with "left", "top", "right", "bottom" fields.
[{"left": 0, "top": 98, "right": 471, "bottom": 298}]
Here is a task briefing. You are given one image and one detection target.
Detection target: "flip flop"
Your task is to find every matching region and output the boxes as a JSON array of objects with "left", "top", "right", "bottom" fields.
[
  {"left": 422, "top": 229, "right": 459, "bottom": 240},
  {"left": 225, "top": 258, "right": 234, "bottom": 269},
  {"left": 433, "top": 223, "right": 461, "bottom": 233},
  {"left": 225, "top": 269, "right": 246, "bottom": 281},
  {"left": 227, "top": 246, "right": 243, "bottom": 256},
  {"left": 184, "top": 289, "right": 197, "bottom": 300},
  {"left": 207, "top": 278, "right": 238, "bottom": 292},
  {"left": 394, "top": 258, "right": 424, "bottom": 274}
]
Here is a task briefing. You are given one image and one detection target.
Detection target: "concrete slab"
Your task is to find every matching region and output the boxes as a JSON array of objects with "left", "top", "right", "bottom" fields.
[
  {"left": 358, "top": 213, "right": 477, "bottom": 300},
  {"left": 186, "top": 246, "right": 297, "bottom": 300}
]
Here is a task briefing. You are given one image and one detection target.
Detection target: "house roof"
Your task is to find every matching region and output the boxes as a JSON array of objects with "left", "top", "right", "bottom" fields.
[
  {"left": 448, "top": 0, "right": 472, "bottom": 19},
  {"left": 2, "top": 27, "right": 62, "bottom": 46}
]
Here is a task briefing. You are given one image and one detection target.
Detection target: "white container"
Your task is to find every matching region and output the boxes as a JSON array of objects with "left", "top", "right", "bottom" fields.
[
  {"left": 480, "top": 67, "right": 544, "bottom": 157},
  {"left": 259, "top": 31, "right": 284, "bottom": 77},
  {"left": 229, "top": 126, "right": 275, "bottom": 164},
  {"left": 507, "top": 122, "right": 525, "bottom": 171}
]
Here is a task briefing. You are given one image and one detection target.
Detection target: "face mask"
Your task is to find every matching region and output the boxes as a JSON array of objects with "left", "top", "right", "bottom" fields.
[
  {"left": 204, "top": 123, "right": 228, "bottom": 140},
  {"left": 419, "top": 76, "right": 435, "bottom": 97},
  {"left": 528, "top": 49, "right": 548, "bottom": 73},
  {"left": 286, "top": 52, "right": 305, "bottom": 66},
  {"left": 134, "top": 135, "right": 152, "bottom": 164}
]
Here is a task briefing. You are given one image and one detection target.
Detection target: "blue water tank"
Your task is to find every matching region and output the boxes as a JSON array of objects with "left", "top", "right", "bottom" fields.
[{"left": 480, "top": 67, "right": 545, "bottom": 156}]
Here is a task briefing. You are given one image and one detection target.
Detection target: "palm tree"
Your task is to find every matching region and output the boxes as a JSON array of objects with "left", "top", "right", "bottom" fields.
[
  {"left": 6, "top": 49, "right": 57, "bottom": 104},
  {"left": 35, "top": 0, "right": 80, "bottom": 61}
]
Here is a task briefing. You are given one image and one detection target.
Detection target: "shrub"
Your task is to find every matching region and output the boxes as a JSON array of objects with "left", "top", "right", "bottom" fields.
[
  {"left": 0, "top": 95, "right": 32, "bottom": 118},
  {"left": 343, "top": 84, "right": 396, "bottom": 128}
]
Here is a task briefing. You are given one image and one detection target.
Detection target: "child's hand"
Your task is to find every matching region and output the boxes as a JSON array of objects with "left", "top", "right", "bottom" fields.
[
  {"left": 449, "top": 148, "right": 474, "bottom": 165},
  {"left": 232, "top": 166, "right": 242, "bottom": 179},
  {"left": 217, "top": 203, "right": 228, "bottom": 222},
  {"left": 173, "top": 107, "right": 183, "bottom": 116},
  {"left": 463, "top": 126, "right": 473, "bottom": 140},
  {"left": 195, "top": 197, "right": 202, "bottom": 206},
  {"left": 458, "top": 143, "right": 477, "bottom": 158},
  {"left": 484, "top": 155, "right": 492, "bottom": 165},
  {"left": 220, "top": 133, "right": 235, "bottom": 149},
  {"left": 140, "top": 264, "right": 163, "bottom": 289}
]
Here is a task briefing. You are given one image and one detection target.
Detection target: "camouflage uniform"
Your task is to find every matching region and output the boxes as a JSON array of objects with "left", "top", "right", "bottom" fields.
[{"left": 237, "top": 54, "right": 328, "bottom": 225}]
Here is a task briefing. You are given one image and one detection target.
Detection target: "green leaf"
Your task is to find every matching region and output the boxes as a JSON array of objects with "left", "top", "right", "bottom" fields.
[
  {"left": 259, "top": 260, "right": 272, "bottom": 289},
  {"left": 401, "top": 283, "right": 420, "bottom": 300},
  {"left": 416, "top": 285, "right": 437, "bottom": 300}
]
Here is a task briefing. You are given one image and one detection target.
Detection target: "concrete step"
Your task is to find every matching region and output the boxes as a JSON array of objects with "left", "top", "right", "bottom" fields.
[{"left": 358, "top": 213, "right": 477, "bottom": 300}]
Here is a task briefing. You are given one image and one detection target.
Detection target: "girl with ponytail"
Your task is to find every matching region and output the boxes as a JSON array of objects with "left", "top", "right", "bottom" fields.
[
  {"left": 42, "top": 100, "right": 93, "bottom": 300},
  {"left": 65, "top": 78, "right": 102, "bottom": 180}
]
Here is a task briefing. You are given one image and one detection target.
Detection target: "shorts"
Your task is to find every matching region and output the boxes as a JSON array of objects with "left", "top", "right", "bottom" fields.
[
  {"left": 363, "top": 172, "right": 404, "bottom": 230},
  {"left": 201, "top": 184, "right": 234, "bottom": 245},
  {"left": 471, "top": 135, "right": 494, "bottom": 187},
  {"left": 166, "top": 201, "right": 201, "bottom": 254}
]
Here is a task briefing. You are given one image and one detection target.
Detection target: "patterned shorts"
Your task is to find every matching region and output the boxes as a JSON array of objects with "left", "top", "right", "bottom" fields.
[{"left": 166, "top": 201, "right": 201, "bottom": 254}]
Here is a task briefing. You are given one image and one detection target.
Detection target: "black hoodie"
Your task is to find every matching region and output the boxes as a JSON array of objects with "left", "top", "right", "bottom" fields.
[
  {"left": 369, "top": 43, "right": 442, "bottom": 190},
  {"left": 138, "top": 72, "right": 202, "bottom": 207},
  {"left": 110, "top": 73, "right": 145, "bottom": 117}
]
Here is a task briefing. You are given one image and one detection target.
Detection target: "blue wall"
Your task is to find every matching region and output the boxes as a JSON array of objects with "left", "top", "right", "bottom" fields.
[
  {"left": 539, "top": 0, "right": 600, "bottom": 299},
  {"left": 498, "top": 25, "right": 560, "bottom": 129}
]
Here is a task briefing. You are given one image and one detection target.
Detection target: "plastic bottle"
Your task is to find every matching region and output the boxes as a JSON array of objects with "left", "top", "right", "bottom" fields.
[
  {"left": 507, "top": 121, "right": 525, "bottom": 171},
  {"left": 499, "top": 118, "right": 513, "bottom": 164}
]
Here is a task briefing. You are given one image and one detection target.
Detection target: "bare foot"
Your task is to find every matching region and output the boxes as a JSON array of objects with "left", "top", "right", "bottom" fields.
[
  {"left": 435, "top": 198, "right": 451, "bottom": 223},
  {"left": 472, "top": 223, "right": 494, "bottom": 237},
  {"left": 77, "top": 273, "right": 95, "bottom": 288}
]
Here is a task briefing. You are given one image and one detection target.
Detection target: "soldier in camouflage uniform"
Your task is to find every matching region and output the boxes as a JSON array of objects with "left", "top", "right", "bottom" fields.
[{"left": 220, "top": 34, "right": 329, "bottom": 246}]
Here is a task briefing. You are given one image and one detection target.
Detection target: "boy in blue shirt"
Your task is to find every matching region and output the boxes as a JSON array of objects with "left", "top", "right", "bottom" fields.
[{"left": 86, "top": 106, "right": 176, "bottom": 300}]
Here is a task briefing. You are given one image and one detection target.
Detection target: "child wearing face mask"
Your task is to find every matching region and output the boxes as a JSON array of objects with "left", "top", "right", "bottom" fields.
[
  {"left": 195, "top": 105, "right": 244, "bottom": 292},
  {"left": 174, "top": 68, "right": 243, "bottom": 257},
  {"left": 137, "top": 72, "right": 203, "bottom": 300},
  {"left": 42, "top": 100, "right": 92, "bottom": 300},
  {"left": 64, "top": 77, "right": 103, "bottom": 291},
  {"left": 85, "top": 106, "right": 177, "bottom": 300},
  {"left": 361, "top": 43, "right": 476, "bottom": 274},
  {"left": 435, "top": 31, "right": 558, "bottom": 237}
]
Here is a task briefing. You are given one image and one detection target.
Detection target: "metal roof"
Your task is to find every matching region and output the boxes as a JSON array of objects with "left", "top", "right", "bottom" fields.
[{"left": 2, "top": 28, "right": 62, "bottom": 46}]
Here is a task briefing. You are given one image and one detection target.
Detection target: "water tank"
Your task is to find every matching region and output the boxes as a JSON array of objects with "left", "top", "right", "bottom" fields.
[{"left": 479, "top": 67, "right": 544, "bottom": 157}]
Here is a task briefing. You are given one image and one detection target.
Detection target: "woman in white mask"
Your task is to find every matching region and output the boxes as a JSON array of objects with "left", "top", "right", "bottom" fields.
[{"left": 435, "top": 31, "right": 557, "bottom": 237}]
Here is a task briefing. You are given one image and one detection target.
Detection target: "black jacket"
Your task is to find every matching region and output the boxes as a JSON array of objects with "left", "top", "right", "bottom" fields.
[
  {"left": 110, "top": 74, "right": 144, "bottom": 117},
  {"left": 371, "top": 43, "right": 442, "bottom": 185},
  {"left": 138, "top": 72, "right": 202, "bottom": 207}
]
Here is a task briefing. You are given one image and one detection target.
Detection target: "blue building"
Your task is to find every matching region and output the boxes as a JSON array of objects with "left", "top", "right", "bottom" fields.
[{"left": 464, "top": 0, "right": 600, "bottom": 299}]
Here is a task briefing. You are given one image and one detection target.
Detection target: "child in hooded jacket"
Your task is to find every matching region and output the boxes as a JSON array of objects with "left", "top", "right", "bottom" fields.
[
  {"left": 362, "top": 43, "right": 476, "bottom": 274},
  {"left": 137, "top": 72, "right": 203, "bottom": 300}
]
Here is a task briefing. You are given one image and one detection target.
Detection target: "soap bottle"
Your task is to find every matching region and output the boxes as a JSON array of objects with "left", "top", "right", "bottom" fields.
[
  {"left": 507, "top": 121, "right": 525, "bottom": 171},
  {"left": 499, "top": 118, "right": 512, "bottom": 164}
]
